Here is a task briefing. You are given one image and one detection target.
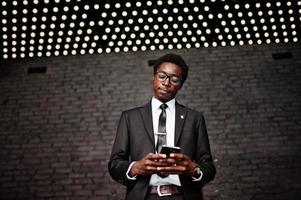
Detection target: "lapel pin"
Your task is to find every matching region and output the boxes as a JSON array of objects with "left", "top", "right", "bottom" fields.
[{"left": 180, "top": 115, "right": 184, "bottom": 119}]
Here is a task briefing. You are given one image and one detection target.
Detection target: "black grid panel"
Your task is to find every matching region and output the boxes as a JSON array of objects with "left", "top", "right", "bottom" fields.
[{"left": 1, "top": 0, "right": 301, "bottom": 60}]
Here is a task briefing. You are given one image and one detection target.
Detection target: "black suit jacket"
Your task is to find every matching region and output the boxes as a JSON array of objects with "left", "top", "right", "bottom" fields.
[{"left": 108, "top": 101, "right": 216, "bottom": 200}]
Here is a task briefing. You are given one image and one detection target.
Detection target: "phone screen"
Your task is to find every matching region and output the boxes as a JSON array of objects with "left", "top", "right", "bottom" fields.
[{"left": 160, "top": 145, "right": 181, "bottom": 156}]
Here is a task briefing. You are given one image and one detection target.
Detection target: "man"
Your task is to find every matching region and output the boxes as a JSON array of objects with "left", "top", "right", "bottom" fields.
[{"left": 108, "top": 53, "right": 216, "bottom": 200}]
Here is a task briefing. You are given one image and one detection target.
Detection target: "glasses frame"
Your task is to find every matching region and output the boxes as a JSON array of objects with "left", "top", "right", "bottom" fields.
[{"left": 155, "top": 71, "right": 182, "bottom": 86}]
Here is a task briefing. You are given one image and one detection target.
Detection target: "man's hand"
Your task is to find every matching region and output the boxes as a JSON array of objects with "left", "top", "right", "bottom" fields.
[
  {"left": 157, "top": 153, "right": 196, "bottom": 176},
  {"left": 129, "top": 153, "right": 169, "bottom": 176}
]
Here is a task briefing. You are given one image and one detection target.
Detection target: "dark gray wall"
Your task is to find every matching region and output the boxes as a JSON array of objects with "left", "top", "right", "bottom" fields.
[{"left": 1, "top": 43, "right": 301, "bottom": 200}]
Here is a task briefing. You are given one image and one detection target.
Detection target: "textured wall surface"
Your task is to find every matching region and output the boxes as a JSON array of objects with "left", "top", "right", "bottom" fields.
[{"left": 0, "top": 43, "right": 300, "bottom": 200}]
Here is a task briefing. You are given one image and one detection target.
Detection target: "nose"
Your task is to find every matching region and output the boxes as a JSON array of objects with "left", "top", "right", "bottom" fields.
[{"left": 162, "top": 77, "right": 171, "bottom": 86}]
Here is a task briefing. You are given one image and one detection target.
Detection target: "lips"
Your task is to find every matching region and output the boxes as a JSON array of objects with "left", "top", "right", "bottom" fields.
[{"left": 158, "top": 87, "right": 169, "bottom": 94}]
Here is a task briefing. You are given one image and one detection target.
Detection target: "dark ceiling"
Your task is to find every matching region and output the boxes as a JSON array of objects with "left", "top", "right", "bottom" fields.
[{"left": 1, "top": 0, "right": 300, "bottom": 61}]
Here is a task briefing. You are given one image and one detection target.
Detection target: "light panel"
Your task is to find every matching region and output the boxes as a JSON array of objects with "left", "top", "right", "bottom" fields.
[{"left": 0, "top": 0, "right": 300, "bottom": 60}]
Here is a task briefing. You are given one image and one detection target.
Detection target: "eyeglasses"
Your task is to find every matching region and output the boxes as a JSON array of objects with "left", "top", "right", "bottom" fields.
[{"left": 155, "top": 71, "right": 182, "bottom": 86}]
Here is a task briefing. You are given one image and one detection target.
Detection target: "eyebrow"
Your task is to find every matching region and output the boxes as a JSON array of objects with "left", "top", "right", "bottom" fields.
[{"left": 157, "top": 70, "right": 181, "bottom": 77}]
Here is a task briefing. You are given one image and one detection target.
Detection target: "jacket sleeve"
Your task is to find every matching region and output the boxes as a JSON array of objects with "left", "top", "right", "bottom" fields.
[
  {"left": 108, "top": 112, "right": 135, "bottom": 186},
  {"left": 194, "top": 113, "right": 216, "bottom": 187}
]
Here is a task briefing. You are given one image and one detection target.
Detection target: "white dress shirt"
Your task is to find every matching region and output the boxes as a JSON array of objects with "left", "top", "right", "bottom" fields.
[{"left": 149, "top": 97, "right": 181, "bottom": 186}]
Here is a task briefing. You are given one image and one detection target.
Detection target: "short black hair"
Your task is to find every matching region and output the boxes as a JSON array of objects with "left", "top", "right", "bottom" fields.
[{"left": 153, "top": 53, "right": 189, "bottom": 84}]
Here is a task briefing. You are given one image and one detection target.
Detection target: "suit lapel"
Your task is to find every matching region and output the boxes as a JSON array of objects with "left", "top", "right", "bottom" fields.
[
  {"left": 175, "top": 102, "right": 187, "bottom": 145},
  {"left": 139, "top": 102, "right": 155, "bottom": 147}
]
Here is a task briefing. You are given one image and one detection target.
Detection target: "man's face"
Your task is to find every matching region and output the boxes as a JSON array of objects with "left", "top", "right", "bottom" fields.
[{"left": 152, "top": 62, "right": 183, "bottom": 102}]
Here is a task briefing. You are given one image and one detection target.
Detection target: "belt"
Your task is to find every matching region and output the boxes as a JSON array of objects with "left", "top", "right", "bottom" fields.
[{"left": 148, "top": 185, "right": 182, "bottom": 196}]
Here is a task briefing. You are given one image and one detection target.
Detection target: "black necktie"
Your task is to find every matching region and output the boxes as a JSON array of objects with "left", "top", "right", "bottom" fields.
[
  {"left": 156, "top": 104, "right": 168, "bottom": 178},
  {"left": 156, "top": 103, "right": 168, "bottom": 153}
]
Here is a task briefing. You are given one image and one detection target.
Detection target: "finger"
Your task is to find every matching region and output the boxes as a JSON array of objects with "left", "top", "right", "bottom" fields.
[
  {"left": 146, "top": 153, "right": 167, "bottom": 162},
  {"left": 169, "top": 153, "right": 185, "bottom": 159},
  {"left": 144, "top": 165, "right": 158, "bottom": 171},
  {"left": 174, "top": 159, "right": 189, "bottom": 166},
  {"left": 140, "top": 169, "right": 157, "bottom": 176},
  {"left": 170, "top": 153, "right": 192, "bottom": 164},
  {"left": 141, "top": 163, "right": 160, "bottom": 174},
  {"left": 158, "top": 165, "right": 186, "bottom": 172},
  {"left": 145, "top": 153, "right": 156, "bottom": 159},
  {"left": 144, "top": 159, "right": 169, "bottom": 168},
  {"left": 154, "top": 160, "right": 171, "bottom": 167},
  {"left": 153, "top": 153, "right": 167, "bottom": 159},
  {"left": 164, "top": 157, "right": 177, "bottom": 163},
  {"left": 136, "top": 166, "right": 157, "bottom": 175},
  {"left": 158, "top": 170, "right": 181, "bottom": 175}
]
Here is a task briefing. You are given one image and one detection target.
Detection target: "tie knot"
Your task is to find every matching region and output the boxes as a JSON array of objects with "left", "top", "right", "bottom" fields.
[{"left": 160, "top": 103, "right": 168, "bottom": 110}]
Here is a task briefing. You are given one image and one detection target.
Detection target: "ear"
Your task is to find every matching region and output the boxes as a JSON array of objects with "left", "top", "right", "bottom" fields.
[
  {"left": 177, "top": 81, "right": 183, "bottom": 90},
  {"left": 178, "top": 84, "right": 183, "bottom": 90},
  {"left": 152, "top": 74, "right": 155, "bottom": 82}
]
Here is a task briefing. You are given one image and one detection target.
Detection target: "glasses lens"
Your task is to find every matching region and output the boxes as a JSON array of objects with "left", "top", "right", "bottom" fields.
[
  {"left": 170, "top": 76, "right": 181, "bottom": 85},
  {"left": 157, "top": 72, "right": 167, "bottom": 81},
  {"left": 156, "top": 71, "right": 181, "bottom": 85}
]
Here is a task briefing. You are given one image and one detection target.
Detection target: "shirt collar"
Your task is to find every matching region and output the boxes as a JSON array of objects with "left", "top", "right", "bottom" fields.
[{"left": 151, "top": 97, "right": 176, "bottom": 111}]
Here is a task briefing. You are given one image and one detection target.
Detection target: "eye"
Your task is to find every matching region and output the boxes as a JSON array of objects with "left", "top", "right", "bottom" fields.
[
  {"left": 170, "top": 76, "right": 180, "bottom": 83},
  {"left": 157, "top": 72, "right": 166, "bottom": 79}
]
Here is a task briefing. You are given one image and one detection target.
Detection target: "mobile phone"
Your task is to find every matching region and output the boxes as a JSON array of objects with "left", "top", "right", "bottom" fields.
[{"left": 160, "top": 145, "right": 181, "bottom": 157}]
